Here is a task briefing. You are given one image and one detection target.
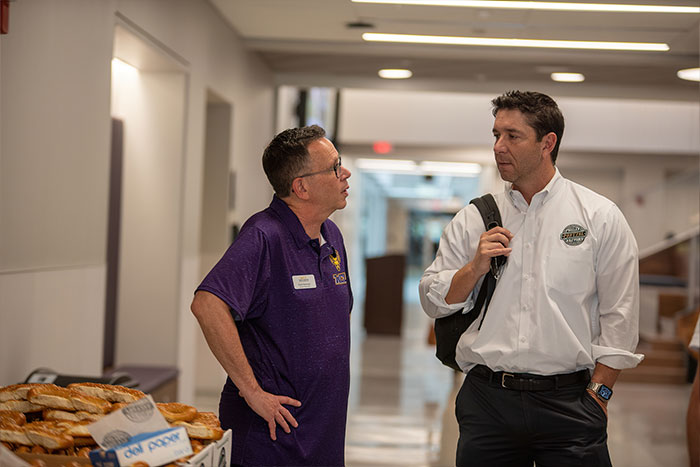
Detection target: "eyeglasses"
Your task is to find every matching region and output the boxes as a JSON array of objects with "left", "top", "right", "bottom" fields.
[{"left": 297, "top": 156, "right": 342, "bottom": 179}]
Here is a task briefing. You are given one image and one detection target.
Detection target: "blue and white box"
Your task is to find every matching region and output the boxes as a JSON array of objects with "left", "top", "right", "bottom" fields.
[{"left": 89, "top": 426, "right": 192, "bottom": 467}]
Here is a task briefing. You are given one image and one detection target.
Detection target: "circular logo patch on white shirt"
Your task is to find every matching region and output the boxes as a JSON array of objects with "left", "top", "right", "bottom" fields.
[{"left": 560, "top": 224, "right": 588, "bottom": 246}]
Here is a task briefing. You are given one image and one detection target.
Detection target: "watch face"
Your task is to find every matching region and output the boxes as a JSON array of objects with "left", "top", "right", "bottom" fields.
[{"left": 598, "top": 385, "right": 613, "bottom": 400}]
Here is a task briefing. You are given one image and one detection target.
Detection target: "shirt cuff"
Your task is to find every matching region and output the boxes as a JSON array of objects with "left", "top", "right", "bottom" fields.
[
  {"left": 426, "top": 269, "right": 475, "bottom": 314},
  {"left": 592, "top": 345, "right": 645, "bottom": 370}
]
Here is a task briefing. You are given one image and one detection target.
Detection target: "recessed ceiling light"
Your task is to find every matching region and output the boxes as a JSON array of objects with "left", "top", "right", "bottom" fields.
[
  {"left": 378, "top": 68, "right": 413, "bottom": 79},
  {"left": 677, "top": 67, "right": 700, "bottom": 82},
  {"left": 363, "top": 33, "right": 669, "bottom": 52},
  {"left": 351, "top": 0, "right": 700, "bottom": 14},
  {"left": 551, "top": 72, "right": 585, "bottom": 82}
]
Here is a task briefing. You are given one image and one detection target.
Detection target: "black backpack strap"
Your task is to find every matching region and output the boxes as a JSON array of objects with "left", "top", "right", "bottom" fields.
[
  {"left": 471, "top": 193, "right": 501, "bottom": 231},
  {"left": 433, "top": 193, "right": 506, "bottom": 371},
  {"left": 468, "top": 194, "right": 506, "bottom": 329},
  {"left": 466, "top": 271, "right": 493, "bottom": 330}
]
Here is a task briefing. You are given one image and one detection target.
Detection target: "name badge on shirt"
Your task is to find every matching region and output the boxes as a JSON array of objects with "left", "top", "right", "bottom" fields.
[{"left": 292, "top": 274, "right": 317, "bottom": 289}]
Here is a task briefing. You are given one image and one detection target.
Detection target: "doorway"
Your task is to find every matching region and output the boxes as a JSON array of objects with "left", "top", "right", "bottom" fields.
[
  {"left": 107, "top": 23, "right": 187, "bottom": 369},
  {"left": 194, "top": 90, "right": 234, "bottom": 396}
]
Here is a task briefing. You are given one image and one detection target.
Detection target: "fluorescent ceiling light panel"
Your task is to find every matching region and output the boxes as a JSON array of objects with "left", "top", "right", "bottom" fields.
[
  {"left": 351, "top": 0, "right": 700, "bottom": 14},
  {"left": 356, "top": 159, "right": 418, "bottom": 172},
  {"left": 356, "top": 159, "right": 484, "bottom": 176},
  {"left": 362, "top": 33, "right": 669, "bottom": 51},
  {"left": 677, "top": 67, "right": 700, "bottom": 82},
  {"left": 419, "top": 161, "right": 482, "bottom": 175},
  {"left": 551, "top": 72, "right": 585, "bottom": 82},
  {"left": 378, "top": 68, "right": 413, "bottom": 79}
]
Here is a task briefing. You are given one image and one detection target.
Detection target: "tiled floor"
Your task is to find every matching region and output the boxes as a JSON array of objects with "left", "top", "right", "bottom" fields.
[{"left": 195, "top": 276, "right": 694, "bottom": 467}]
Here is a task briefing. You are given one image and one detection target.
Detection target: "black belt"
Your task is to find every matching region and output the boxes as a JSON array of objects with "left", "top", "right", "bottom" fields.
[{"left": 469, "top": 365, "right": 589, "bottom": 391}]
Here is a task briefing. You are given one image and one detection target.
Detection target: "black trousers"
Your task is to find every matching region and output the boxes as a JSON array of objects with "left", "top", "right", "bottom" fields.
[{"left": 455, "top": 369, "right": 612, "bottom": 467}]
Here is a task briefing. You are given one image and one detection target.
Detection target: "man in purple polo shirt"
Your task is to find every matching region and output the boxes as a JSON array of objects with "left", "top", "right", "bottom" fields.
[{"left": 191, "top": 125, "right": 353, "bottom": 467}]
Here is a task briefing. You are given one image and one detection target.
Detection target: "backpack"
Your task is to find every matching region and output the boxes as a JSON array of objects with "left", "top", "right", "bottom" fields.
[{"left": 433, "top": 193, "right": 506, "bottom": 372}]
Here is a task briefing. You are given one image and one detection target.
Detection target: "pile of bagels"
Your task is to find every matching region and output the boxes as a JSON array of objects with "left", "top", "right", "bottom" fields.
[{"left": 0, "top": 382, "right": 224, "bottom": 464}]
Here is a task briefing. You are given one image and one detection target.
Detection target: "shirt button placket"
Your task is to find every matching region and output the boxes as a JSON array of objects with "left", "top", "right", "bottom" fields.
[
  {"left": 519, "top": 208, "right": 535, "bottom": 349},
  {"left": 319, "top": 250, "right": 325, "bottom": 280}
]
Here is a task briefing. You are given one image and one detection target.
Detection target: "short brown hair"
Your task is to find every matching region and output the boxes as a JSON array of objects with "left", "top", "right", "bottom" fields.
[{"left": 262, "top": 125, "right": 326, "bottom": 197}]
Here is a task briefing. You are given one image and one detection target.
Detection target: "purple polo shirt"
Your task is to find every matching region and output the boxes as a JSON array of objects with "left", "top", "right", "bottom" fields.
[{"left": 196, "top": 195, "right": 353, "bottom": 466}]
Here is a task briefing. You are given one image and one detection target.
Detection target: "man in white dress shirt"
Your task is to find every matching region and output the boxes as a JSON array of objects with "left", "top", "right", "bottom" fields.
[{"left": 420, "top": 90, "right": 643, "bottom": 466}]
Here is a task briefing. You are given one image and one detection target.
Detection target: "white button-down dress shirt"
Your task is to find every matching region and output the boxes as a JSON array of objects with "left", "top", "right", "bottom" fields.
[{"left": 420, "top": 169, "right": 644, "bottom": 374}]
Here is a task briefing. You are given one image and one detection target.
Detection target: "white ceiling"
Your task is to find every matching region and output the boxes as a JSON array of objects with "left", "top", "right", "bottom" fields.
[{"left": 209, "top": 0, "right": 700, "bottom": 101}]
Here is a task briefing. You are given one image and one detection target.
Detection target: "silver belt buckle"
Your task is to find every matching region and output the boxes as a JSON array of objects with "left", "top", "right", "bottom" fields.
[{"left": 501, "top": 373, "right": 515, "bottom": 388}]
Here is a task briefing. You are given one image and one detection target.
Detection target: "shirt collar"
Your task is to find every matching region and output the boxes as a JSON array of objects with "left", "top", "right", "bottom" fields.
[
  {"left": 505, "top": 167, "right": 563, "bottom": 209},
  {"left": 269, "top": 195, "right": 331, "bottom": 250},
  {"left": 537, "top": 167, "right": 563, "bottom": 205}
]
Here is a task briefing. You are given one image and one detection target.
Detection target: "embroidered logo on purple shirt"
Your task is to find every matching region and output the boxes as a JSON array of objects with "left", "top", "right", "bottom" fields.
[{"left": 333, "top": 272, "right": 347, "bottom": 285}]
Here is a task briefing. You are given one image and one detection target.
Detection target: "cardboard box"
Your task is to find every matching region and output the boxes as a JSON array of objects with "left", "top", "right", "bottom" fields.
[
  {"left": 181, "top": 443, "right": 213, "bottom": 467},
  {"left": 180, "top": 429, "right": 231, "bottom": 467}
]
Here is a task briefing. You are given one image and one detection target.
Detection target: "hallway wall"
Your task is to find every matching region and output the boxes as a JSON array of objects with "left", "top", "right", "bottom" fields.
[
  {"left": 339, "top": 89, "right": 699, "bottom": 154},
  {"left": 111, "top": 69, "right": 186, "bottom": 368},
  {"left": 0, "top": 0, "right": 117, "bottom": 385},
  {"left": 0, "top": 0, "right": 276, "bottom": 400}
]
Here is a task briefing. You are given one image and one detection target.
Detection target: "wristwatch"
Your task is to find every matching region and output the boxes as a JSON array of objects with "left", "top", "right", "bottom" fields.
[{"left": 587, "top": 381, "right": 613, "bottom": 401}]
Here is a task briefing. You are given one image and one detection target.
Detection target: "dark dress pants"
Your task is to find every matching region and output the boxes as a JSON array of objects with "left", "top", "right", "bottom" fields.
[{"left": 455, "top": 370, "right": 612, "bottom": 467}]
